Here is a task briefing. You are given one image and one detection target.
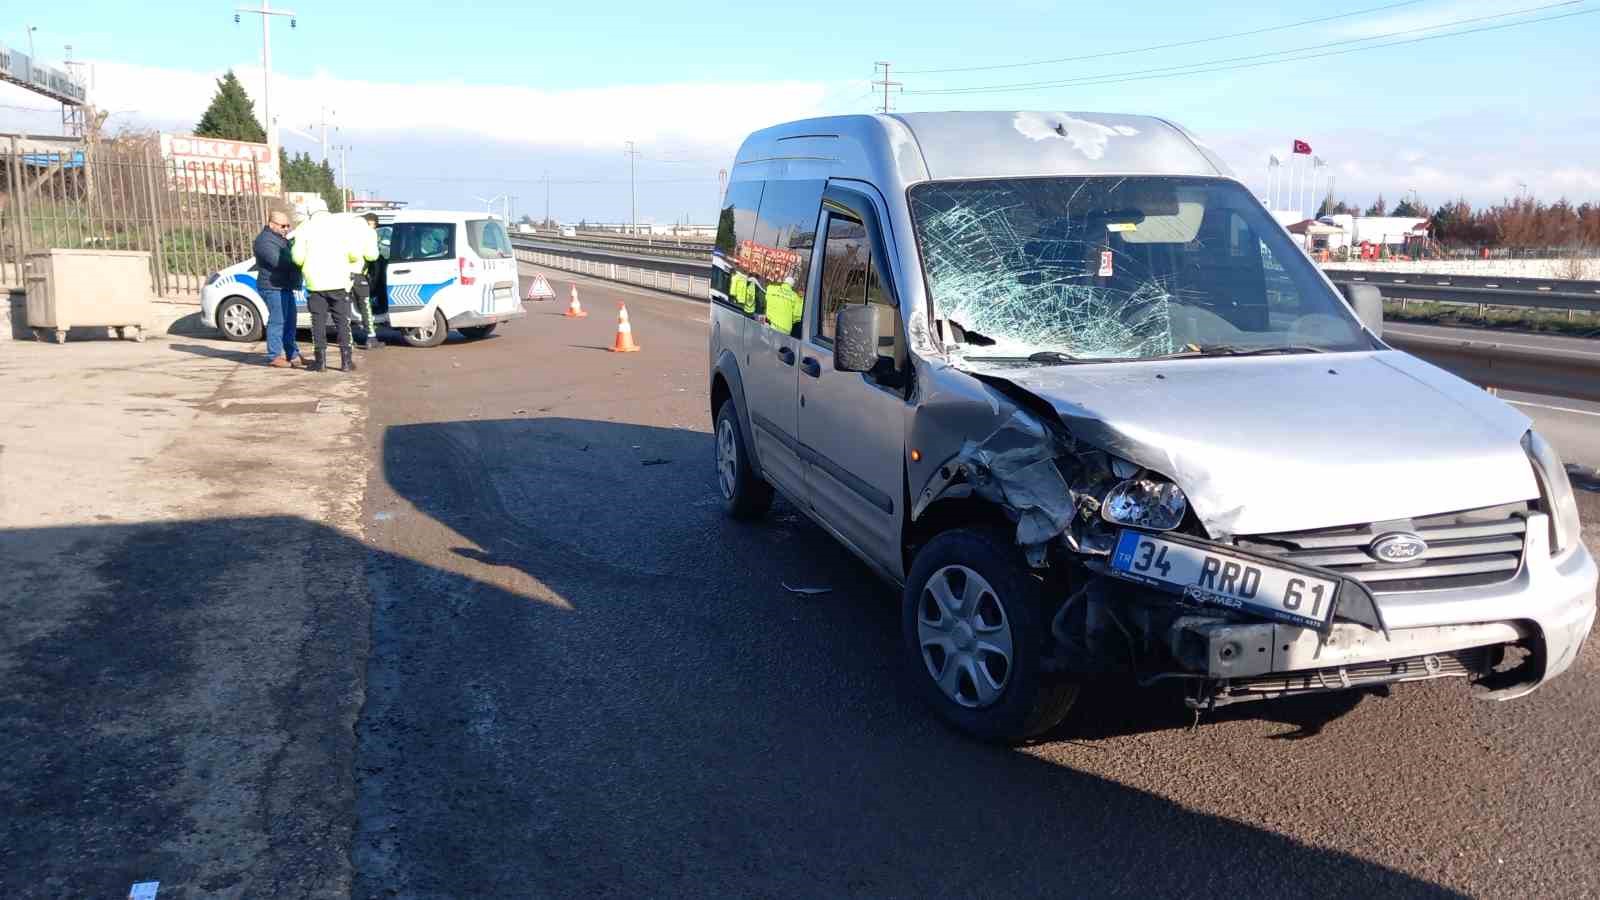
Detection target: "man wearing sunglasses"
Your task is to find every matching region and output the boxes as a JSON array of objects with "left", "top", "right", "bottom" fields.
[{"left": 252, "top": 210, "right": 305, "bottom": 368}]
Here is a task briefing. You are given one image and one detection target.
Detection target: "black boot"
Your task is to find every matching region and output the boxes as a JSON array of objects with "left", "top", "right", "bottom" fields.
[
  {"left": 340, "top": 351, "right": 358, "bottom": 373},
  {"left": 307, "top": 349, "right": 326, "bottom": 372}
]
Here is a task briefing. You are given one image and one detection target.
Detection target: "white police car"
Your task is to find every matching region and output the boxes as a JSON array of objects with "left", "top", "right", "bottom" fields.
[{"left": 201, "top": 210, "right": 524, "bottom": 347}]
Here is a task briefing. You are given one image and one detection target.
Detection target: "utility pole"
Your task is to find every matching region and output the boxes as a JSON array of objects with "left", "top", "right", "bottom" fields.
[
  {"left": 26, "top": 25, "right": 36, "bottom": 60},
  {"left": 309, "top": 106, "right": 336, "bottom": 163},
  {"left": 544, "top": 170, "right": 550, "bottom": 226},
  {"left": 235, "top": 0, "right": 297, "bottom": 166},
  {"left": 335, "top": 143, "right": 349, "bottom": 208},
  {"left": 872, "top": 62, "right": 902, "bottom": 114},
  {"left": 509, "top": 194, "right": 517, "bottom": 223},
  {"left": 624, "top": 141, "right": 641, "bottom": 236}
]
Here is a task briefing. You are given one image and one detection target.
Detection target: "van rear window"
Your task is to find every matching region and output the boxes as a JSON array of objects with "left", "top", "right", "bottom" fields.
[{"left": 467, "top": 220, "right": 514, "bottom": 258}]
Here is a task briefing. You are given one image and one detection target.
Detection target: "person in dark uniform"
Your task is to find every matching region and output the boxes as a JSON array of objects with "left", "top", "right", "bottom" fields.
[{"left": 351, "top": 213, "right": 383, "bottom": 349}]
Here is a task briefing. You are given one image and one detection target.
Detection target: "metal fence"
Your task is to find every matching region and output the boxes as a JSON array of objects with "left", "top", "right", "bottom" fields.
[
  {"left": 513, "top": 247, "right": 711, "bottom": 301},
  {"left": 2, "top": 139, "right": 268, "bottom": 296}
]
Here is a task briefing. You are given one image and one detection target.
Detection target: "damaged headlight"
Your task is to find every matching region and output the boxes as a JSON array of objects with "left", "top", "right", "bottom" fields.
[
  {"left": 1523, "top": 430, "right": 1581, "bottom": 558},
  {"left": 1101, "top": 476, "right": 1188, "bottom": 531}
]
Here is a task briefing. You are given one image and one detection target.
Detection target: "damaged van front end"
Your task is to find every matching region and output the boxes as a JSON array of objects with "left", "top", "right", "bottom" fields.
[{"left": 907, "top": 356, "right": 1597, "bottom": 711}]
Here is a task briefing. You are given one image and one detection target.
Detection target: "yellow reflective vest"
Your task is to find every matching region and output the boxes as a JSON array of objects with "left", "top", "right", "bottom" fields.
[
  {"left": 292, "top": 213, "right": 379, "bottom": 292},
  {"left": 764, "top": 282, "right": 803, "bottom": 335}
]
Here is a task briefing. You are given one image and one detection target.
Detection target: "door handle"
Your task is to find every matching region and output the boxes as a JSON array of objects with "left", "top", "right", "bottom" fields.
[
  {"left": 391, "top": 268, "right": 412, "bottom": 275},
  {"left": 800, "top": 357, "right": 822, "bottom": 378},
  {"left": 776, "top": 346, "right": 795, "bottom": 366}
]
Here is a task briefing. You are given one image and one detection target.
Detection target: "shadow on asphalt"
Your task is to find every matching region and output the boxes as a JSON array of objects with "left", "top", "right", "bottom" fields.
[
  {"left": 0, "top": 515, "right": 375, "bottom": 897},
  {"left": 362, "top": 416, "right": 1463, "bottom": 898}
]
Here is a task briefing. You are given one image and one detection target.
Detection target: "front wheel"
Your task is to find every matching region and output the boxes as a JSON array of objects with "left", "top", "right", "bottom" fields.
[
  {"left": 402, "top": 308, "right": 449, "bottom": 348},
  {"left": 217, "top": 297, "right": 263, "bottom": 342},
  {"left": 903, "top": 528, "right": 1078, "bottom": 744},
  {"left": 459, "top": 324, "right": 498, "bottom": 340}
]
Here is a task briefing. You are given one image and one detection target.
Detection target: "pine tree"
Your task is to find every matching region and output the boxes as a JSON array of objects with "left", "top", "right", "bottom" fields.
[{"left": 195, "top": 71, "right": 267, "bottom": 143}]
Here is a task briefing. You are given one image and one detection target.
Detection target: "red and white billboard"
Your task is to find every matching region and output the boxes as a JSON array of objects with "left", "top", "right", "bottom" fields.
[{"left": 159, "top": 133, "right": 281, "bottom": 196}]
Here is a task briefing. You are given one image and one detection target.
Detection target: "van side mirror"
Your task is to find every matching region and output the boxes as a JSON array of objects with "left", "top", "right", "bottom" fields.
[
  {"left": 835, "top": 305, "right": 897, "bottom": 373},
  {"left": 1340, "top": 283, "right": 1384, "bottom": 338}
]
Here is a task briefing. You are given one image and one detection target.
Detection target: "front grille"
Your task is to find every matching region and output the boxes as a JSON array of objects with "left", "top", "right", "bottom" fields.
[
  {"left": 1234, "top": 502, "right": 1530, "bottom": 595},
  {"left": 1212, "top": 646, "right": 1495, "bottom": 706}
]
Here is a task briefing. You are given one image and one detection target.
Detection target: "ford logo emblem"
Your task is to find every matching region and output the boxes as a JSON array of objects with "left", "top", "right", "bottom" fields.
[{"left": 1370, "top": 532, "right": 1428, "bottom": 563}]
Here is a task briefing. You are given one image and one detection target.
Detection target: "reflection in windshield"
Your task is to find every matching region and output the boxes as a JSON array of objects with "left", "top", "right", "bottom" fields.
[{"left": 910, "top": 177, "right": 1366, "bottom": 362}]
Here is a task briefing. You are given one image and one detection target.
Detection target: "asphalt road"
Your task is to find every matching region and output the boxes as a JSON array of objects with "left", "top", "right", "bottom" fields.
[{"left": 352, "top": 268, "right": 1600, "bottom": 897}]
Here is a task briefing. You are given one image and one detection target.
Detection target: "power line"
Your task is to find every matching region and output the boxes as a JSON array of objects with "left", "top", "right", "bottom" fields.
[
  {"left": 899, "top": 0, "right": 1427, "bottom": 74},
  {"left": 905, "top": 1, "right": 1591, "bottom": 95}
]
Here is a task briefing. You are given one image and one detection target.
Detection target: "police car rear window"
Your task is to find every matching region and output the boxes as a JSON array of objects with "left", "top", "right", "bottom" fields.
[{"left": 467, "top": 220, "right": 514, "bottom": 258}]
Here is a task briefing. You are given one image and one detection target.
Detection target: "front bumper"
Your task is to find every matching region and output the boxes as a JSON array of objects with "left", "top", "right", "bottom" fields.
[{"left": 1172, "top": 512, "right": 1596, "bottom": 700}]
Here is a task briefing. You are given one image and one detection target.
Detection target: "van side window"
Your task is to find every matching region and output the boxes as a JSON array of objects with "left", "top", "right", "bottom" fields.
[
  {"left": 750, "top": 178, "right": 823, "bottom": 339},
  {"left": 816, "top": 213, "right": 887, "bottom": 342},
  {"left": 713, "top": 181, "right": 765, "bottom": 315},
  {"left": 390, "top": 223, "right": 454, "bottom": 262},
  {"left": 466, "top": 219, "right": 514, "bottom": 258}
]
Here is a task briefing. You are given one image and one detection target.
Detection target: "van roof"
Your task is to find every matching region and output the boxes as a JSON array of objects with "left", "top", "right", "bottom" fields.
[{"left": 730, "top": 111, "right": 1231, "bottom": 189}]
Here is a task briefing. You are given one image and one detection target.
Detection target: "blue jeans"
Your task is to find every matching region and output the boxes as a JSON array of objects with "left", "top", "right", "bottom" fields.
[{"left": 263, "top": 288, "right": 301, "bottom": 361}]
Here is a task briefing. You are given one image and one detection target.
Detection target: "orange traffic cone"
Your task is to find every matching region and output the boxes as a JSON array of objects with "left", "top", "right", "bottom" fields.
[
  {"left": 564, "top": 285, "right": 588, "bottom": 318},
  {"left": 610, "top": 302, "right": 640, "bottom": 353}
]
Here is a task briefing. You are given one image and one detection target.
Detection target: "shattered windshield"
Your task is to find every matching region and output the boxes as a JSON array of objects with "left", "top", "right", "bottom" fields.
[{"left": 909, "top": 176, "right": 1368, "bottom": 362}]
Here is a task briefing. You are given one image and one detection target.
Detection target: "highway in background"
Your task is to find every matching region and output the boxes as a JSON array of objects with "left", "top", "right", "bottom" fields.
[{"left": 351, "top": 264, "right": 1600, "bottom": 897}]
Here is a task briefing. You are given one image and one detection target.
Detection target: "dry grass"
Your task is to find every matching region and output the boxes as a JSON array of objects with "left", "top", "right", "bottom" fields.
[{"left": 1384, "top": 300, "right": 1600, "bottom": 338}]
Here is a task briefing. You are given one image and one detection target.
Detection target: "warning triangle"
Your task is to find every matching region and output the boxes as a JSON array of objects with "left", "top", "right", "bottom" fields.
[{"left": 525, "top": 273, "right": 556, "bottom": 300}]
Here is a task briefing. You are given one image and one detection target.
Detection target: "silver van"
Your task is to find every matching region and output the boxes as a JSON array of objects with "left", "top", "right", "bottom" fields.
[{"left": 707, "top": 111, "right": 1596, "bottom": 743}]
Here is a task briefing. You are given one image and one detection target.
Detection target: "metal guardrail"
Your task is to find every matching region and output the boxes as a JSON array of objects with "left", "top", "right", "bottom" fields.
[
  {"left": 515, "top": 230, "right": 713, "bottom": 260},
  {"left": 1325, "top": 269, "right": 1600, "bottom": 314},
  {"left": 1385, "top": 328, "right": 1600, "bottom": 403},
  {"left": 513, "top": 246, "right": 711, "bottom": 301}
]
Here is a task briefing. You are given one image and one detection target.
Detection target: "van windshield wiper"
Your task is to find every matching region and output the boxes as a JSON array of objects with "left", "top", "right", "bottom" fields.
[
  {"left": 964, "top": 350, "right": 1129, "bottom": 366},
  {"left": 1162, "top": 344, "right": 1330, "bottom": 358}
]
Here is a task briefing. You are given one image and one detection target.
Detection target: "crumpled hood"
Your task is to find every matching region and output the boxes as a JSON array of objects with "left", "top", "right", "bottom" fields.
[{"left": 967, "top": 350, "right": 1538, "bottom": 536}]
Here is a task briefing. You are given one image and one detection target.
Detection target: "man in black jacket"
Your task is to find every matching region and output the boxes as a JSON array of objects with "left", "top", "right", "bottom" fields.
[{"left": 253, "top": 210, "right": 306, "bottom": 368}]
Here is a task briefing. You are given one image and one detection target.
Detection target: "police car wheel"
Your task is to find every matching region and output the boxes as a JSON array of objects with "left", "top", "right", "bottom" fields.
[
  {"left": 402, "top": 308, "right": 450, "bottom": 348},
  {"left": 218, "top": 297, "right": 263, "bottom": 342}
]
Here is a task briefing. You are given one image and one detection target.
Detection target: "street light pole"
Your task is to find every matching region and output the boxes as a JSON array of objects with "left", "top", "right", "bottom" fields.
[
  {"left": 26, "top": 25, "right": 37, "bottom": 60},
  {"left": 624, "top": 141, "right": 641, "bottom": 236},
  {"left": 235, "top": 1, "right": 297, "bottom": 166}
]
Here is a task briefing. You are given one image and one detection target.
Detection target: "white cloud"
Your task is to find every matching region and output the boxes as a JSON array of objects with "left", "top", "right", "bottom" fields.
[
  {"left": 1331, "top": 0, "right": 1512, "bottom": 39},
  {"left": 86, "top": 60, "right": 834, "bottom": 156}
]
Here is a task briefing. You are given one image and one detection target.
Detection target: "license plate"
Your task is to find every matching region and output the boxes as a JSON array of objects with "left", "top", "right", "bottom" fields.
[
  {"left": 1110, "top": 530, "right": 1339, "bottom": 630},
  {"left": 493, "top": 284, "right": 513, "bottom": 298}
]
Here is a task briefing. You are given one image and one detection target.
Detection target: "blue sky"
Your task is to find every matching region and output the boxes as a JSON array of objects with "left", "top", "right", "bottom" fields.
[{"left": 4, "top": 0, "right": 1599, "bottom": 222}]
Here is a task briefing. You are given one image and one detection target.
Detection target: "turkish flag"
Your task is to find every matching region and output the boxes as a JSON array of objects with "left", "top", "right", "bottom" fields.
[{"left": 1292, "top": 139, "right": 1312, "bottom": 155}]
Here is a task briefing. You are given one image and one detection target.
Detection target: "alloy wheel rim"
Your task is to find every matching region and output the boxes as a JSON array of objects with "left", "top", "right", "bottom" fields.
[
  {"left": 716, "top": 418, "right": 737, "bottom": 500},
  {"left": 917, "top": 564, "right": 1014, "bottom": 709},
  {"left": 223, "top": 303, "right": 254, "bottom": 337}
]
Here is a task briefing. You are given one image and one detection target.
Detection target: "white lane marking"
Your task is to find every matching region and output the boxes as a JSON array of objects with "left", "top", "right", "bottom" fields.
[{"left": 1506, "top": 400, "right": 1600, "bottom": 418}]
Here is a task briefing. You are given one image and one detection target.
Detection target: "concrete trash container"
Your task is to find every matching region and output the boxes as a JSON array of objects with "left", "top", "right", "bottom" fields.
[{"left": 24, "top": 249, "right": 155, "bottom": 343}]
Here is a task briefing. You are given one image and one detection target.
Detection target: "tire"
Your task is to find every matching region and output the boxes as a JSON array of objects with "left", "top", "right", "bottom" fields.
[
  {"left": 402, "top": 308, "right": 449, "bottom": 348},
  {"left": 459, "top": 324, "right": 498, "bottom": 340},
  {"left": 714, "top": 399, "right": 772, "bottom": 520},
  {"left": 903, "top": 528, "right": 1079, "bottom": 744},
  {"left": 217, "top": 296, "right": 263, "bottom": 342}
]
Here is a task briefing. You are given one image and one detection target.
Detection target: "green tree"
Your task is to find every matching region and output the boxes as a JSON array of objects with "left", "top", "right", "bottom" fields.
[
  {"left": 194, "top": 71, "right": 267, "bottom": 143},
  {"left": 1364, "top": 194, "right": 1388, "bottom": 217},
  {"left": 278, "top": 150, "right": 344, "bottom": 212}
]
